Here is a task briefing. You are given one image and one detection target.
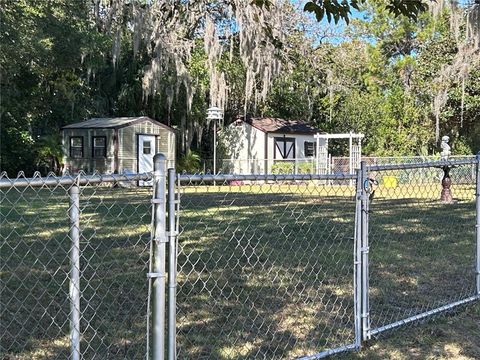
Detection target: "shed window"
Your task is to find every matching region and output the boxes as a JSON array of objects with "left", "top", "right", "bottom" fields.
[
  {"left": 304, "top": 141, "right": 315, "bottom": 157},
  {"left": 70, "top": 137, "right": 83, "bottom": 158},
  {"left": 143, "top": 140, "right": 151, "bottom": 154},
  {"left": 92, "top": 136, "right": 107, "bottom": 158}
]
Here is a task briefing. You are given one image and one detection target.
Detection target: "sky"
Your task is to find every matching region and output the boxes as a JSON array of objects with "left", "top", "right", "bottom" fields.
[
  {"left": 292, "top": 0, "right": 476, "bottom": 45},
  {"left": 291, "top": 0, "right": 367, "bottom": 44}
]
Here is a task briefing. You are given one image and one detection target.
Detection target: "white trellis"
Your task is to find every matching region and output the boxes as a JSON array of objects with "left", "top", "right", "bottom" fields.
[{"left": 314, "top": 132, "right": 364, "bottom": 175}]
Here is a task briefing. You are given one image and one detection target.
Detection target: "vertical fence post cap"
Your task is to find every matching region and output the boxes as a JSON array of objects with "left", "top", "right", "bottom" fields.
[
  {"left": 154, "top": 153, "right": 167, "bottom": 170},
  {"left": 154, "top": 153, "right": 167, "bottom": 163}
]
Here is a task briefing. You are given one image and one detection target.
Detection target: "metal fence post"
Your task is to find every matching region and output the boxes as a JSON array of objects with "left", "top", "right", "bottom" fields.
[
  {"left": 151, "top": 154, "right": 168, "bottom": 360},
  {"left": 68, "top": 183, "right": 81, "bottom": 360},
  {"left": 360, "top": 161, "right": 371, "bottom": 341},
  {"left": 476, "top": 152, "right": 480, "bottom": 294},
  {"left": 354, "top": 168, "right": 363, "bottom": 348},
  {"left": 167, "top": 168, "right": 178, "bottom": 360}
]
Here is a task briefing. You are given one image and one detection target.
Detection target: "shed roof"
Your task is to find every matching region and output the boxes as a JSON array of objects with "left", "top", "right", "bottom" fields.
[
  {"left": 62, "top": 116, "right": 174, "bottom": 131},
  {"left": 236, "top": 116, "right": 322, "bottom": 135}
]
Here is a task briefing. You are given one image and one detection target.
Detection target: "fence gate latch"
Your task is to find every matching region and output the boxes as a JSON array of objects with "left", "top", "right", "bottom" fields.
[{"left": 147, "top": 272, "right": 165, "bottom": 279}]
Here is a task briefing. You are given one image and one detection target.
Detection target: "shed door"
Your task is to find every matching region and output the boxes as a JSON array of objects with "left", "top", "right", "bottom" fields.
[
  {"left": 138, "top": 135, "right": 156, "bottom": 184},
  {"left": 274, "top": 137, "right": 295, "bottom": 159}
]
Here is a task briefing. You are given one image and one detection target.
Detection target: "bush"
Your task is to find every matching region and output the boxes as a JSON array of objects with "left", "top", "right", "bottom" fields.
[
  {"left": 271, "top": 161, "right": 315, "bottom": 174},
  {"left": 271, "top": 162, "right": 294, "bottom": 174},
  {"left": 298, "top": 161, "right": 315, "bottom": 174},
  {"left": 178, "top": 151, "right": 201, "bottom": 173}
]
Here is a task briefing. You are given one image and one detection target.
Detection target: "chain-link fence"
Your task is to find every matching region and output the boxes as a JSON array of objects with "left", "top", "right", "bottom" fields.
[
  {"left": 1, "top": 155, "right": 479, "bottom": 359},
  {"left": 0, "top": 173, "right": 153, "bottom": 359},
  {"left": 212, "top": 156, "right": 476, "bottom": 183},
  {"left": 175, "top": 173, "right": 358, "bottom": 359},
  {"left": 364, "top": 159, "right": 480, "bottom": 339}
]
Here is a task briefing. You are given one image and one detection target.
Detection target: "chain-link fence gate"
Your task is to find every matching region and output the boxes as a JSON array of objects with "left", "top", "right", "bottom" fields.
[
  {"left": 360, "top": 158, "right": 480, "bottom": 340},
  {"left": 174, "top": 172, "right": 360, "bottom": 359},
  {"left": 1, "top": 155, "right": 479, "bottom": 359}
]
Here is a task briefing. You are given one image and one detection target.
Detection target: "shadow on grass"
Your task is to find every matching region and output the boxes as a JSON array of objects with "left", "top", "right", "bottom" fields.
[
  {"left": 1, "top": 183, "right": 477, "bottom": 359},
  {"left": 339, "top": 302, "right": 480, "bottom": 360},
  {"left": 368, "top": 196, "right": 476, "bottom": 331},
  {"left": 1, "top": 187, "right": 152, "bottom": 359},
  {"left": 176, "top": 190, "right": 357, "bottom": 359},
  {"left": 176, "top": 187, "right": 477, "bottom": 359}
]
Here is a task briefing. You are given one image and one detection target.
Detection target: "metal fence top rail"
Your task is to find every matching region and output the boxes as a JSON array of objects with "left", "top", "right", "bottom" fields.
[
  {"left": 2, "top": 156, "right": 477, "bottom": 189},
  {"left": 176, "top": 172, "right": 357, "bottom": 183},
  {"left": 367, "top": 158, "right": 478, "bottom": 172},
  {"left": 0, "top": 172, "right": 152, "bottom": 189}
]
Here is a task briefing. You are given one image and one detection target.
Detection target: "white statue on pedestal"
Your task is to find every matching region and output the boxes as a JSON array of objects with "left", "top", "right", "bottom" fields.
[{"left": 440, "top": 135, "right": 451, "bottom": 160}]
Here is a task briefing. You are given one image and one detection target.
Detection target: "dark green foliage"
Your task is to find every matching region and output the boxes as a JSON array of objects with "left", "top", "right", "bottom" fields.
[
  {"left": 262, "top": 2, "right": 479, "bottom": 156},
  {"left": 303, "top": 0, "right": 430, "bottom": 24},
  {"left": 1, "top": 0, "right": 478, "bottom": 176},
  {"left": 177, "top": 151, "right": 202, "bottom": 174}
]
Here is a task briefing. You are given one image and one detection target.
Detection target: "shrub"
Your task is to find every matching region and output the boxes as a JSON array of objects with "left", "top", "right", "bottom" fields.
[
  {"left": 298, "top": 161, "right": 315, "bottom": 174},
  {"left": 271, "top": 161, "right": 316, "bottom": 174},
  {"left": 178, "top": 151, "right": 201, "bottom": 173},
  {"left": 271, "top": 162, "right": 294, "bottom": 174}
]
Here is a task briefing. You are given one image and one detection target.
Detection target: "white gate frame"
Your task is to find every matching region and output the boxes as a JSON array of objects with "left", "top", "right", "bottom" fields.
[{"left": 314, "top": 132, "right": 364, "bottom": 175}]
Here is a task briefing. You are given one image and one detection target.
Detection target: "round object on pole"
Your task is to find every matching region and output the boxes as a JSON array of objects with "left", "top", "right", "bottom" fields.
[
  {"left": 207, "top": 107, "right": 223, "bottom": 121},
  {"left": 207, "top": 107, "right": 223, "bottom": 179}
]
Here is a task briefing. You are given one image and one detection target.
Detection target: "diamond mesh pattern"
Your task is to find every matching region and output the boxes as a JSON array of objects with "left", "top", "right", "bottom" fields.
[
  {"left": 78, "top": 182, "right": 152, "bottom": 358},
  {"left": 2, "top": 158, "right": 478, "bottom": 359},
  {"left": 368, "top": 163, "right": 478, "bottom": 335},
  {"left": 0, "top": 173, "right": 152, "bottom": 359},
  {"left": 175, "top": 177, "right": 357, "bottom": 359}
]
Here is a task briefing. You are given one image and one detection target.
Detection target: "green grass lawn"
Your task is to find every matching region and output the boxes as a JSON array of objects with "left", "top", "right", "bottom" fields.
[
  {"left": 1, "top": 179, "right": 478, "bottom": 359},
  {"left": 340, "top": 303, "right": 480, "bottom": 360},
  {"left": 176, "top": 183, "right": 357, "bottom": 359},
  {"left": 1, "top": 185, "right": 153, "bottom": 359}
]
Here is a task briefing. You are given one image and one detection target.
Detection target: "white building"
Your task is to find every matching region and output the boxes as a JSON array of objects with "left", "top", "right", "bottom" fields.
[{"left": 221, "top": 116, "right": 363, "bottom": 175}]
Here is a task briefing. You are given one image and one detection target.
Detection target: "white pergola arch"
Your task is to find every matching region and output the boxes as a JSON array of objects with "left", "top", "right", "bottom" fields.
[{"left": 314, "top": 132, "right": 365, "bottom": 175}]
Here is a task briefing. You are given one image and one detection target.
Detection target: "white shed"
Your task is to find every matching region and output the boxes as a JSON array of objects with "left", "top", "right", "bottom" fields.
[
  {"left": 221, "top": 116, "right": 323, "bottom": 174},
  {"left": 221, "top": 116, "right": 363, "bottom": 175}
]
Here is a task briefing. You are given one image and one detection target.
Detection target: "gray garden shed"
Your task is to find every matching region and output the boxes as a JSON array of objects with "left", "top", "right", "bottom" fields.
[{"left": 62, "top": 116, "right": 175, "bottom": 174}]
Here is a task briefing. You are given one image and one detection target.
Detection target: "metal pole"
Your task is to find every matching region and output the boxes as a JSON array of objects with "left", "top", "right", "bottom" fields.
[
  {"left": 213, "top": 120, "right": 217, "bottom": 176},
  {"left": 328, "top": 153, "right": 332, "bottom": 185},
  {"left": 151, "top": 154, "right": 168, "bottom": 360},
  {"left": 349, "top": 133, "right": 353, "bottom": 186},
  {"left": 328, "top": 153, "right": 332, "bottom": 174},
  {"left": 370, "top": 295, "right": 480, "bottom": 337},
  {"left": 69, "top": 184, "right": 81, "bottom": 360},
  {"left": 476, "top": 152, "right": 480, "bottom": 294},
  {"left": 360, "top": 161, "right": 371, "bottom": 341},
  {"left": 213, "top": 120, "right": 217, "bottom": 185},
  {"left": 167, "top": 168, "right": 177, "bottom": 360},
  {"left": 354, "top": 168, "right": 363, "bottom": 348},
  {"left": 358, "top": 139, "right": 363, "bottom": 170},
  {"left": 315, "top": 133, "right": 320, "bottom": 175},
  {"left": 349, "top": 133, "right": 353, "bottom": 174}
]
